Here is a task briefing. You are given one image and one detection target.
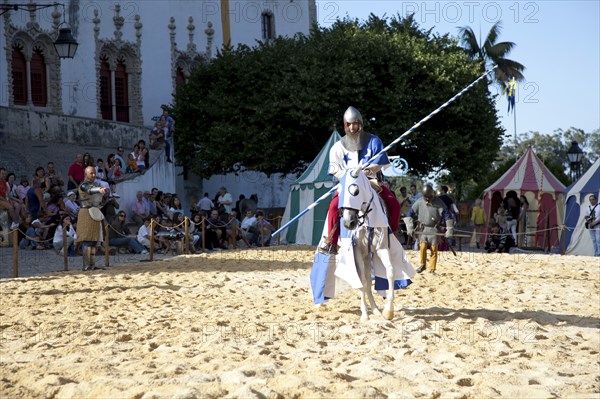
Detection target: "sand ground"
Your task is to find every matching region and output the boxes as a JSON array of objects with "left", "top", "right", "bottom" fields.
[{"left": 0, "top": 246, "right": 599, "bottom": 398}]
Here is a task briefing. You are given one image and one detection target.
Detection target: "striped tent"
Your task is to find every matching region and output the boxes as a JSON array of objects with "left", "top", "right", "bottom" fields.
[
  {"left": 281, "top": 129, "right": 341, "bottom": 245},
  {"left": 560, "top": 158, "right": 600, "bottom": 255},
  {"left": 483, "top": 146, "right": 566, "bottom": 248}
]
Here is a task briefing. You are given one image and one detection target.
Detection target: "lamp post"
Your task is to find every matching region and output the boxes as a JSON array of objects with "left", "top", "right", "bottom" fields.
[
  {"left": 1, "top": 2, "right": 78, "bottom": 59},
  {"left": 567, "top": 141, "right": 584, "bottom": 181}
]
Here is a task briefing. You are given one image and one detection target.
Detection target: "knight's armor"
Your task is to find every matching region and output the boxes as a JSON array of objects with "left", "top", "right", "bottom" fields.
[{"left": 78, "top": 182, "right": 105, "bottom": 208}]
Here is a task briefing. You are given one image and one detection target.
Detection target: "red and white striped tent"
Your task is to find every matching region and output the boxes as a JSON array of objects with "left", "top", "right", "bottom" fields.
[{"left": 483, "top": 146, "right": 566, "bottom": 248}]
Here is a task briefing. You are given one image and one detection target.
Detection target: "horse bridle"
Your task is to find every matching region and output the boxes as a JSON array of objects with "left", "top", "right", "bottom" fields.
[{"left": 340, "top": 192, "right": 375, "bottom": 228}]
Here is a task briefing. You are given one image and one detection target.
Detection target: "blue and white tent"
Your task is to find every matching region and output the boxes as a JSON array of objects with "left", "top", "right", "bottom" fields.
[
  {"left": 281, "top": 129, "right": 341, "bottom": 245},
  {"left": 560, "top": 158, "right": 600, "bottom": 255}
]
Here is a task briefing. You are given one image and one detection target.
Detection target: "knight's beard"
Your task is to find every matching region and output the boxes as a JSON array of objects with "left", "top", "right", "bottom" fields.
[{"left": 343, "top": 125, "right": 364, "bottom": 152}]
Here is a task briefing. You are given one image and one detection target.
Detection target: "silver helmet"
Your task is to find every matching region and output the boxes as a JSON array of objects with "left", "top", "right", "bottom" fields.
[
  {"left": 422, "top": 185, "right": 435, "bottom": 201},
  {"left": 343, "top": 106, "right": 363, "bottom": 125}
]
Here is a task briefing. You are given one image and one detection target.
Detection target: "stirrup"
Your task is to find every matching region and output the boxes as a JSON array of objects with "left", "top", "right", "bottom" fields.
[{"left": 318, "top": 243, "right": 338, "bottom": 255}]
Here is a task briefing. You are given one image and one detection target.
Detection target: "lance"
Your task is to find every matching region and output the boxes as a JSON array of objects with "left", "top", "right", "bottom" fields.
[{"left": 272, "top": 66, "right": 497, "bottom": 239}]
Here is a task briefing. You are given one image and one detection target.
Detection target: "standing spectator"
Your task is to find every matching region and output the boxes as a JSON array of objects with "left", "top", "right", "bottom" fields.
[
  {"left": 76, "top": 166, "right": 109, "bottom": 271},
  {"left": 409, "top": 183, "right": 422, "bottom": 204},
  {"left": 46, "top": 161, "right": 65, "bottom": 190},
  {"left": 27, "top": 168, "right": 46, "bottom": 220},
  {"left": 162, "top": 110, "right": 175, "bottom": 163},
  {"left": 197, "top": 192, "right": 214, "bottom": 213},
  {"left": 584, "top": 194, "right": 600, "bottom": 256},
  {"left": 83, "top": 152, "right": 94, "bottom": 167},
  {"left": 217, "top": 187, "right": 233, "bottom": 214},
  {"left": 131, "top": 191, "right": 150, "bottom": 227},
  {"left": 518, "top": 195, "right": 530, "bottom": 247},
  {"left": 470, "top": 199, "right": 487, "bottom": 249},
  {"left": 504, "top": 194, "right": 519, "bottom": 243},
  {"left": 109, "top": 211, "right": 147, "bottom": 254},
  {"left": 67, "top": 153, "right": 85, "bottom": 190}
]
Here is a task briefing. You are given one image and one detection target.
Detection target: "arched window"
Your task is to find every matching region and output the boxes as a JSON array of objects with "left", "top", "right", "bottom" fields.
[
  {"left": 114, "top": 60, "right": 129, "bottom": 123},
  {"left": 30, "top": 49, "right": 47, "bottom": 106},
  {"left": 11, "top": 46, "right": 27, "bottom": 105},
  {"left": 261, "top": 11, "right": 274, "bottom": 40},
  {"left": 175, "top": 67, "right": 186, "bottom": 90},
  {"left": 99, "top": 56, "right": 112, "bottom": 120}
]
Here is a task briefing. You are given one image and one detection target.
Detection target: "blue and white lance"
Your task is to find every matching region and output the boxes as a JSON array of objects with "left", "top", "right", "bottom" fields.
[{"left": 271, "top": 66, "right": 498, "bottom": 239}]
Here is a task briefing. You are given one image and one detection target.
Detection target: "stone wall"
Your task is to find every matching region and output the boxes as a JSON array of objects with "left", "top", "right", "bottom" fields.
[{"left": 0, "top": 106, "right": 147, "bottom": 148}]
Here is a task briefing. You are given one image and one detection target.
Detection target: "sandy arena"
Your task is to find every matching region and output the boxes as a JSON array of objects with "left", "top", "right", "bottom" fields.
[{"left": 0, "top": 246, "right": 598, "bottom": 398}]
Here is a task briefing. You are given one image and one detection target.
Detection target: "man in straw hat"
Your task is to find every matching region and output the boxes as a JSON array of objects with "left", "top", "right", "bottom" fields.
[{"left": 77, "top": 166, "right": 109, "bottom": 271}]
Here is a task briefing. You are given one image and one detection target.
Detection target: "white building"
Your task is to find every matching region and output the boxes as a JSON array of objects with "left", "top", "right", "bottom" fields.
[
  {"left": 1, "top": 0, "right": 317, "bottom": 209},
  {"left": 1, "top": 0, "right": 316, "bottom": 121}
]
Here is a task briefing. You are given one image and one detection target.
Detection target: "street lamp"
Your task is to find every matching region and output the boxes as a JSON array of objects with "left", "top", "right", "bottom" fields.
[
  {"left": 567, "top": 141, "right": 584, "bottom": 181},
  {"left": 1, "top": 2, "right": 78, "bottom": 59}
]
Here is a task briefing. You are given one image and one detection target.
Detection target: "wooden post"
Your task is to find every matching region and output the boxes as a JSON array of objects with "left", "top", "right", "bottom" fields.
[
  {"left": 184, "top": 217, "right": 190, "bottom": 254},
  {"left": 201, "top": 217, "right": 206, "bottom": 251},
  {"left": 561, "top": 225, "right": 566, "bottom": 255},
  {"left": 63, "top": 225, "right": 68, "bottom": 271},
  {"left": 12, "top": 228, "right": 18, "bottom": 278},
  {"left": 231, "top": 218, "right": 237, "bottom": 249},
  {"left": 149, "top": 219, "right": 155, "bottom": 261},
  {"left": 104, "top": 222, "right": 110, "bottom": 268},
  {"left": 276, "top": 216, "right": 281, "bottom": 246}
]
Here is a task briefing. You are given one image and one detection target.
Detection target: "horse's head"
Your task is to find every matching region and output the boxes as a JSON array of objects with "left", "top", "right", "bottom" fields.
[{"left": 338, "top": 166, "right": 374, "bottom": 231}]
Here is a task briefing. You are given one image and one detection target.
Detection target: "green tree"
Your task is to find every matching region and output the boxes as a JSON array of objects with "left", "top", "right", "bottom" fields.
[
  {"left": 174, "top": 15, "right": 504, "bottom": 184},
  {"left": 457, "top": 21, "right": 525, "bottom": 86}
]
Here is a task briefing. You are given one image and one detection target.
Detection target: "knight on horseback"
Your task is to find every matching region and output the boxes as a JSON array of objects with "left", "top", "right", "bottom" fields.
[{"left": 319, "top": 106, "right": 401, "bottom": 255}]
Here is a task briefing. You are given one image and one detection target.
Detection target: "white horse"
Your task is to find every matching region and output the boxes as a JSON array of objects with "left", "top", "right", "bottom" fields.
[{"left": 335, "top": 167, "right": 415, "bottom": 321}]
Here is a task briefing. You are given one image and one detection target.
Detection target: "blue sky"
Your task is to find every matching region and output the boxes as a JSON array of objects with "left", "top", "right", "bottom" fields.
[{"left": 315, "top": 0, "right": 600, "bottom": 140}]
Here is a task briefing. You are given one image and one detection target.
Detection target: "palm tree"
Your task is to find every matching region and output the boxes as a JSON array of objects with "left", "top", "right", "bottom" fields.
[{"left": 458, "top": 21, "right": 525, "bottom": 86}]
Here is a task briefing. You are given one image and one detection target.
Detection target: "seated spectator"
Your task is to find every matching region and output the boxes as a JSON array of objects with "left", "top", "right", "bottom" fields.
[
  {"left": 484, "top": 223, "right": 515, "bottom": 253},
  {"left": 63, "top": 191, "right": 80, "bottom": 221},
  {"left": 131, "top": 190, "right": 150, "bottom": 227},
  {"left": 126, "top": 145, "right": 141, "bottom": 174},
  {"left": 21, "top": 210, "right": 55, "bottom": 250},
  {"left": 227, "top": 210, "right": 250, "bottom": 248},
  {"left": 241, "top": 209, "right": 258, "bottom": 245},
  {"left": 16, "top": 177, "right": 30, "bottom": 202},
  {"left": 114, "top": 146, "right": 127, "bottom": 172},
  {"left": 109, "top": 211, "right": 147, "bottom": 254},
  {"left": 149, "top": 122, "right": 166, "bottom": 149},
  {"left": 0, "top": 168, "right": 24, "bottom": 228},
  {"left": 138, "top": 140, "right": 150, "bottom": 170},
  {"left": 95, "top": 158, "right": 108, "bottom": 181},
  {"left": 254, "top": 210, "right": 276, "bottom": 247},
  {"left": 206, "top": 209, "right": 227, "bottom": 250},
  {"left": 46, "top": 161, "right": 65, "bottom": 190},
  {"left": 103, "top": 181, "right": 120, "bottom": 223},
  {"left": 137, "top": 217, "right": 153, "bottom": 249},
  {"left": 53, "top": 214, "right": 77, "bottom": 256},
  {"left": 109, "top": 158, "right": 123, "bottom": 179},
  {"left": 189, "top": 212, "right": 204, "bottom": 251}
]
